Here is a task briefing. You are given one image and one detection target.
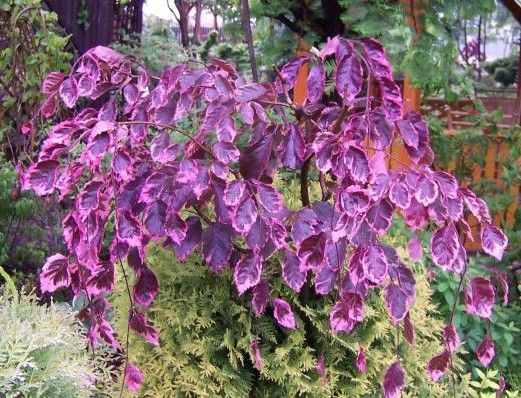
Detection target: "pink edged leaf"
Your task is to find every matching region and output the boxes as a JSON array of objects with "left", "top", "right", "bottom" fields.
[
  {"left": 282, "top": 251, "right": 307, "bottom": 293},
  {"left": 443, "top": 324, "right": 460, "bottom": 353},
  {"left": 297, "top": 232, "right": 327, "bottom": 271},
  {"left": 233, "top": 252, "right": 262, "bottom": 295},
  {"left": 278, "top": 56, "right": 309, "bottom": 92},
  {"left": 129, "top": 308, "right": 160, "bottom": 346},
  {"left": 396, "top": 118, "right": 418, "bottom": 149},
  {"left": 307, "top": 63, "right": 325, "bottom": 104},
  {"left": 366, "top": 199, "right": 394, "bottom": 235},
  {"left": 361, "top": 245, "right": 388, "bottom": 284},
  {"left": 255, "top": 182, "right": 284, "bottom": 213},
  {"left": 239, "top": 132, "right": 273, "bottom": 180},
  {"left": 40, "top": 96, "right": 57, "bottom": 118},
  {"left": 252, "top": 280, "right": 270, "bottom": 317},
  {"left": 403, "top": 312, "right": 415, "bottom": 345},
  {"left": 427, "top": 350, "right": 450, "bottom": 382},
  {"left": 433, "top": 171, "right": 458, "bottom": 198},
  {"left": 281, "top": 124, "right": 306, "bottom": 169},
  {"left": 314, "top": 265, "right": 338, "bottom": 295},
  {"left": 117, "top": 210, "right": 143, "bottom": 247},
  {"left": 172, "top": 216, "right": 202, "bottom": 261},
  {"left": 87, "top": 261, "right": 115, "bottom": 295},
  {"left": 232, "top": 197, "right": 258, "bottom": 234},
  {"left": 59, "top": 77, "right": 78, "bottom": 108},
  {"left": 389, "top": 180, "right": 412, "bottom": 209},
  {"left": 345, "top": 145, "right": 370, "bottom": 182},
  {"left": 414, "top": 175, "right": 438, "bottom": 206},
  {"left": 25, "top": 160, "right": 61, "bottom": 196},
  {"left": 338, "top": 186, "right": 370, "bottom": 216},
  {"left": 329, "top": 293, "right": 364, "bottom": 333},
  {"left": 356, "top": 347, "right": 367, "bottom": 373},
  {"left": 223, "top": 180, "right": 246, "bottom": 207},
  {"left": 213, "top": 141, "right": 240, "bottom": 164},
  {"left": 430, "top": 224, "right": 460, "bottom": 272},
  {"left": 384, "top": 284, "right": 409, "bottom": 325},
  {"left": 250, "top": 339, "right": 263, "bottom": 370},
  {"left": 477, "top": 335, "right": 496, "bottom": 367},
  {"left": 42, "top": 71, "right": 65, "bottom": 94},
  {"left": 465, "top": 277, "right": 495, "bottom": 319},
  {"left": 124, "top": 363, "right": 144, "bottom": 394},
  {"left": 40, "top": 254, "right": 70, "bottom": 293},
  {"left": 202, "top": 222, "right": 235, "bottom": 272},
  {"left": 133, "top": 266, "right": 159, "bottom": 308},
  {"left": 481, "top": 224, "right": 508, "bottom": 261},
  {"left": 234, "top": 83, "right": 267, "bottom": 102},
  {"left": 335, "top": 55, "right": 362, "bottom": 104},
  {"left": 382, "top": 362, "right": 405, "bottom": 398},
  {"left": 272, "top": 298, "right": 296, "bottom": 330},
  {"left": 407, "top": 235, "right": 422, "bottom": 262}
]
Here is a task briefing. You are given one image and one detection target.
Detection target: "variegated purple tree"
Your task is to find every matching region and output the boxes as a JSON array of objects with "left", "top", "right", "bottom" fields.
[{"left": 22, "top": 36, "right": 508, "bottom": 396}]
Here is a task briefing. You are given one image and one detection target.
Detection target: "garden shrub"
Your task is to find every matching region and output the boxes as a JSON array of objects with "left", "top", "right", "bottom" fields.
[
  {"left": 112, "top": 243, "right": 453, "bottom": 397},
  {"left": 0, "top": 271, "right": 117, "bottom": 397},
  {"left": 22, "top": 35, "right": 510, "bottom": 396}
]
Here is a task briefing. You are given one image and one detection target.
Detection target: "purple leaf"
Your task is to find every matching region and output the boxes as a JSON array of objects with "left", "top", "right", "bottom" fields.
[
  {"left": 40, "top": 254, "right": 70, "bottom": 293},
  {"left": 59, "top": 77, "right": 78, "bottom": 108},
  {"left": 396, "top": 118, "right": 418, "bottom": 149},
  {"left": 272, "top": 298, "right": 296, "bottom": 329},
  {"left": 42, "top": 71, "right": 65, "bottom": 94},
  {"left": 427, "top": 350, "right": 450, "bottom": 382},
  {"left": 407, "top": 235, "right": 422, "bottom": 262},
  {"left": 338, "top": 186, "right": 370, "bottom": 216},
  {"left": 87, "top": 261, "right": 115, "bottom": 295},
  {"left": 385, "top": 284, "right": 408, "bottom": 324},
  {"left": 307, "top": 63, "right": 325, "bottom": 104},
  {"left": 415, "top": 175, "right": 438, "bottom": 206},
  {"left": 250, "top": 339, "right": 263, "bottom": 370},
  {"left": 335, "top": 55, "right": 362, "bottom": 104},
  {"left": 124, "top": 363, "right": 144, "bottom": 393},
  {"left": 430, "top": 224, "right": 460, "bottom": 272},
  {"left": 252, "top": 280, "right": 269, "bottom": 316},
  {"left": 239, "top": 132, "right": 273, "bottom": 180},
  {"left": 329, "top": 293, "right": 364, "bottom": 333},
  {"left": 345, "top": 145, "right": 370, "bottom": 182},
  {"left": 278, "top": 56, "right": 309, "bottom": 92},
  {"left": 233, "top": 197, "right": 258, "bottom": 234},
  {"left": 282, "top": 251, "right": 307, "bottom": 293},
  {"left": 297, "top": 232, "right": 327, "bottom": 271},
  {"left": 366, "top": 199, "right": 393, "bottom": 234},
  {"left": 403, "top": 312, "right": 415, "bottom": 344},
  {"left": 282, "top": 124, "right": 306, "bottom": 169},
  {"left": 481, "top": 224, "right": 508, "bottom": 261},
  {"left": 369, "top": 109, "right": 394, "bottom": 149},
  {"left": 465, "top": 277, "right": 495, "bottom": 319},
  {"left": 497, "top": 271, "right": 509, "bottom": 305},
  {"left": 172, "top": 216, "right": 202, "bottom": 260},
  {"left": 433, "top": 171, "right": 458, "bottom": 198},
  {"left": 25, "top": 160, "right": 61, "bottom": 196},
  {"left": 389, "top": 180, "right": 412, "bottom": 209},
  {"left": 255, "top": 182, "right": 284, "bottom": 213},
  {"left": 443, "top": 324, "right": 460, "bottom": 353},
  {"left": 129, "top": 308, "right": 160, "bottom": 346},
  {"left": 202, "top": 222, "right": 234, "bottom": 272},
  {"left": 356, "top": 347, "right": 367, "bottom": 373},
  {"left": 117, "top": 211, "right": 143, "bottom": 247},
  {"left": 476, "top": 335, "right": 496, "bottom": 367},
  {"left": 233, "top": 252, "right": 262, "bottom": 295},
  {"left": 362, "top": 245, "right": 388, "bottom": 284},
  {"left": 314, "top": 265, "right": 338, "bottom": 295},
  {"left": 223, "top": 180, "right": 246, "bottom": 207},
  {"left": 234, "top": 83, "right": 267, "bottom": 102},
  {"left": 382, "top": 362, "right": 405, "bottom": 398},
  {"left": 133, "top": 266, "right": 159, "bottom": 308}
]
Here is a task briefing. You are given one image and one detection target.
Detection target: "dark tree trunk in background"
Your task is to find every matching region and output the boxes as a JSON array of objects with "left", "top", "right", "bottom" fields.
[
  {"left": 240, "top": 0, "right": 258, "bottom": 82},
  {"left": 193, "top": 0, "right": 202, "bottom": 44},
  {"left": 168, "top": 0, "right": 192, "bottom": 48},
  {"left": 44, "top": 0, "right": 144, "bottom": 54}
]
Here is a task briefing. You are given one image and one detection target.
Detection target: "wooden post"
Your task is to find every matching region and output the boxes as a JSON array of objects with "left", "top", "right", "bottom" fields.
[{"left": 293, "top": 39, "right": 310, "bottom": 105}]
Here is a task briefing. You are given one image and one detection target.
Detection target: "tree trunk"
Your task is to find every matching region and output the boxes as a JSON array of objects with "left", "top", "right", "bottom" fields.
[
  {"left": 240, "top": 0, "right": 258, "bottom": 82},
  {"left": 193, "top": 0, "right": 202, "bottom": 44},
  {"left": 174, "top": 0, "right": 191, "bottom": 48}
]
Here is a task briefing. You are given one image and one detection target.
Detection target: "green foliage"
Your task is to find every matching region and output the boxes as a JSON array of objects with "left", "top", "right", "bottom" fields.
[
  {"left": 111, "top": 242, "right": 455, "bottom": 397},
  {"left": 0, "top": 0, "right": 71, "bottom": 154},
  {"left": 468, "top": 369, "right": 520, "bottom": 398},
  {"left": 112, "top": 16, "right": 190, "bottom": 75},
  {"left": 483, "top": 55, "right": 518, "bottom": 87},
  {"left": 0, "top": 281, "right": 116, "bottom": 397}
]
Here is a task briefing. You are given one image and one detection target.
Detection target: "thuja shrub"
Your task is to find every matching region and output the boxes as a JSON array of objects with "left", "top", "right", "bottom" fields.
[
  {"left": 22, "top": 36, "right": 508, "bottom": 395},
  {"left": 111, "top": 243, "right": 452, "bottom": 397}
]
